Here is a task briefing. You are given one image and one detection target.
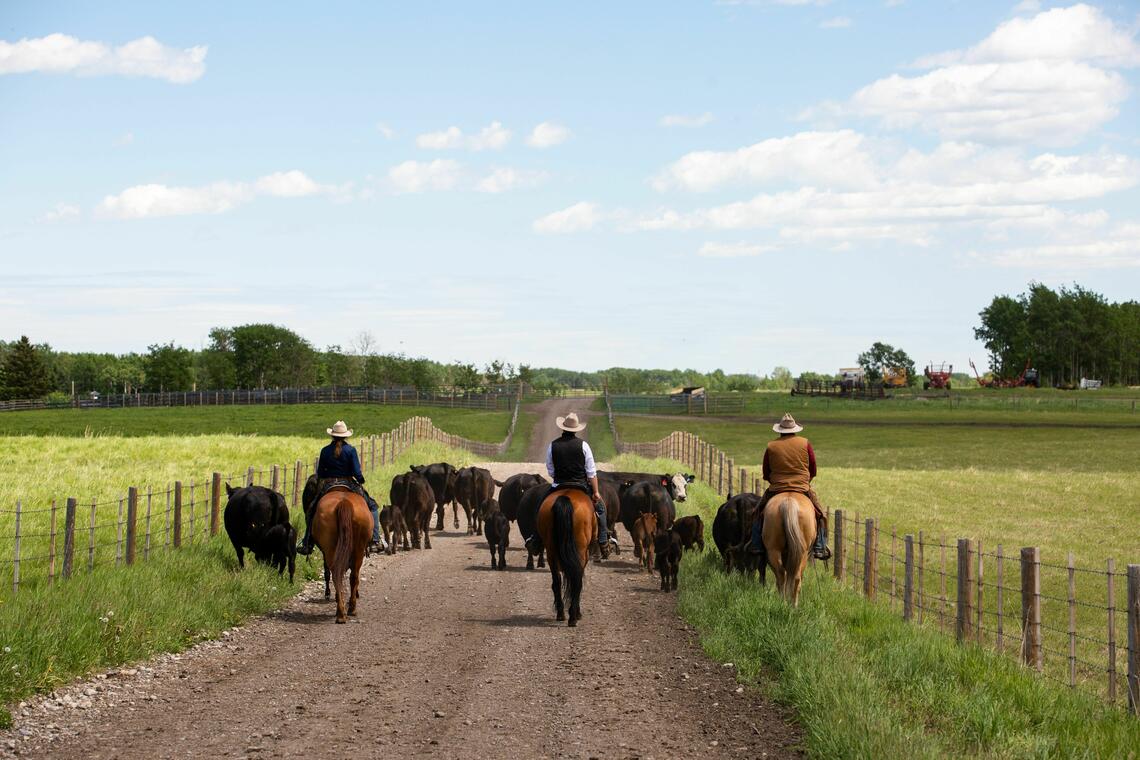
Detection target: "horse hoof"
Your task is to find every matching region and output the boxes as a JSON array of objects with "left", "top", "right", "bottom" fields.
[
  {"left": 567, "top": 618, "right": 577, "bottom": 628},
  {"left": 335, "top": 617, "right": 347, "bottom": 624},
  {"left": 556, "top": 612, "right": 565, "bottom": 621}
]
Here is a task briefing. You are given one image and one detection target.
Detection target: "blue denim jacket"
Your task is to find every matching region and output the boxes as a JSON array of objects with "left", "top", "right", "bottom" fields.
[{"left": 317, "top": 441, "right": 364, "bottom": 483}]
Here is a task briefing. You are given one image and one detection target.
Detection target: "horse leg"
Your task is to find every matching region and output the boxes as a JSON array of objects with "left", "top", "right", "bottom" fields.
[
  {"left": 323, "top": 564, "right": 331, "bottom": 600},
  {"left": 550, "top": 562, "right": 565, "bottom": 621},
  {"left": 348, "top": 553, "right": 362, "bottom": 617},
  {"left": 333, "top": 568, "right": 347, "bottom": 623}
]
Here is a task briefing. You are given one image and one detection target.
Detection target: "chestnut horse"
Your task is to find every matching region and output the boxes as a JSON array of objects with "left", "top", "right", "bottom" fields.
[
  {"left": 536, "top": 489, "right": 596, "bottom": 626},
  {"left": 312, "top": 488, "right": 373, "bottom": 623},
  {"left": 761, "top": 492, "right": 817, "bottom": 607}
]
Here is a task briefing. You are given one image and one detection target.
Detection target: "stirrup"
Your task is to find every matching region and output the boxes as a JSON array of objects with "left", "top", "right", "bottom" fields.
[{"left": 813, "top": 545, "right": 832, "bottom": 560}]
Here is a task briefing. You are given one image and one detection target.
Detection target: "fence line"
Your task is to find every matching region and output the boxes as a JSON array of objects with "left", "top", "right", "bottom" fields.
[
  {"left": 603, "top": 390, "right": 1140, "bottom": 715},
  {"left": 0, "top": 385, "right": 519, "bottom": 413},
  {"left": 3, "top": 389, "right": 521, "bottom": 596}
]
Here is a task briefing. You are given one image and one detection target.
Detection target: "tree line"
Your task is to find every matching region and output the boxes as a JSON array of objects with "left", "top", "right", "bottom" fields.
[{"left": 974, "top": 283, "right": 1140, "bottom": 387}]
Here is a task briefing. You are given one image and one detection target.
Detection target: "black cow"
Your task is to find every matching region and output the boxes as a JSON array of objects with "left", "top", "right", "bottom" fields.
[
  {"left": 223, "top": 484, "right": 296, "bottom": 582},
  {"left": 483, "top": 499, "right": 509, "bottom": 570},
  {"left": 712, "top": 493, "right": 763, "bottom": 571},
  {"left": 410, "top": 462, "right": 458, "bottom": 531},
  {"left": 597, "top": 478, "right": 622, "bottom": 556},
  {"left": 454, "top": 466, "right": 495, "bottom": 535},
  {"left": 618, "top": 480, "right": 676, "bottom": 536},
  {"left": 671, "top": 515, "right": 705, "bottom": 553},
  {"left": 390, "top": 471, "right": 435, "bottom": 549},
  {"left": 515, "top": 481, "right": 548, "bottom": 570},
  {"left": 497, "top": 473, "right": 548, "bottom": 522},
  {"left": 655, "top": 530, "right": 682, "bottom": 591},
  {"left": 379, "top": 503, "right": 408, "bottom": 554}
]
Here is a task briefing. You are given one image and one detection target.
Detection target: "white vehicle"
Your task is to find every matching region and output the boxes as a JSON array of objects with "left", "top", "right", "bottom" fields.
[{"left": 1079, "top": 378, "right": 1102, "bottom": 390}]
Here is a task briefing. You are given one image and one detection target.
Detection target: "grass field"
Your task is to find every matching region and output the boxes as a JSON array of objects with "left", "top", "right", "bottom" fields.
[
  {"left": 0, "top": 404, "right": 512, "bottom": 441},
  {"left": 0, "top": 440, "right": 475, "bottom": 714},
  {"left": 610, "top": 453, "right": 1140, "bottom": 758}
]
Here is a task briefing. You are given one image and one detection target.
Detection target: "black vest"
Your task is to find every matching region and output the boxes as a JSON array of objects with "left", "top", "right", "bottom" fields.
[{"left": 551, "top": 433, "right": 587, "bottom": 486}]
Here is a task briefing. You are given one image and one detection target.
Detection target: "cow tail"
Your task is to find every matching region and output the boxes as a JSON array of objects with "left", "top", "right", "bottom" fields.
[
  {"left": 551, "top": 496, "right": 582, "bottom": 610},
  {"left": 332, "top": 499, "right": 354, "bottom": 578}
]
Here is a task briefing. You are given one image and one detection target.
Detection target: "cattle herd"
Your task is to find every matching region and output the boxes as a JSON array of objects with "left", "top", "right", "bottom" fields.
[{"left": 221, "top": 462, "right": 774, "bottom": 604}]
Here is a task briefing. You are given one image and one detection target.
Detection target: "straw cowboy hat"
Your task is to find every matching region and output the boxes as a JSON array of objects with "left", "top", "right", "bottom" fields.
[
  {"left": 326, "top": 420, "right": 353, "bottom": 438},
  {"left": 556, "top": 412, "right": 587, "bottom": 433},
  {"left": 772, "top": 413, "right": 803, "bottom": 435}
]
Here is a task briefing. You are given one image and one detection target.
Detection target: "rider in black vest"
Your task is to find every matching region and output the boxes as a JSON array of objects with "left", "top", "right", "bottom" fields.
[{"left": 525, "top": 411, "right": 616, "bottom": 553}]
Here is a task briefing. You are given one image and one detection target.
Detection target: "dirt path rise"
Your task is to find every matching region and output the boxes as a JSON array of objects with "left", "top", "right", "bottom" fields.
[{"left": 3, "top": 462, "right": 801, "bottom": 760}]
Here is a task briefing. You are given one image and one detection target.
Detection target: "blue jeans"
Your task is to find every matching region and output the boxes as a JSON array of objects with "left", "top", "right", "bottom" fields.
[{"left": 595, "top": 499, "right": 609, "bottom": 544}]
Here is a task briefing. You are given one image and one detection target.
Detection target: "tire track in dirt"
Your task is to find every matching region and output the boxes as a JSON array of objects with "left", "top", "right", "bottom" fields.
[{"left": 3, "top": 462, "right": 800, "bottom": 760}]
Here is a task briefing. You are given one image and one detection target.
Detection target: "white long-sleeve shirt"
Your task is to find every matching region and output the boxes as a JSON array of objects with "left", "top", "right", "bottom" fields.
[{"left": 545, "top": 440, "right": 597, "bottom": 487}]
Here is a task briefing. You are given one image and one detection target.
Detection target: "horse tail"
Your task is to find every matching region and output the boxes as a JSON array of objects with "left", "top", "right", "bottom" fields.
[
  {"left": 331, "top": 498, "right": 355, "bottom": 578},
  {"left": 781, "top": 496, "right": 806, "bottom": 574},
  {"left": 551, "top": 495, "right": 582, "bottom": 608}
]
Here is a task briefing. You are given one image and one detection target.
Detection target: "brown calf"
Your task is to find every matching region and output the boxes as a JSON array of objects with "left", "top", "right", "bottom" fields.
[{"left": 632, "top": 513, "right": 658, "bottom": 574}]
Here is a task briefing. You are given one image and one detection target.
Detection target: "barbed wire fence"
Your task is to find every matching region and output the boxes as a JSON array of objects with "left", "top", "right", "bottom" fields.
[
  {"left": 2, "top": 387, "right": 521, "bottom": 596},
  {"left": 604, "top": 390, "right": 1140, "bottom": 716}
]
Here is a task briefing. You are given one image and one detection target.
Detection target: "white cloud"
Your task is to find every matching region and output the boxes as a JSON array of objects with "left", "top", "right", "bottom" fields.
[
  {"left": 526, "top": 122, "right": 571, "bottom": 148},
  {"left": 820, "top": 16, "right": 852, "bottom": 29},
  {"left": 0, "top": 33, "right": 207, "bottom": 83},
  {"left": 1012, "top": 0, "right": 1041, "bottom": 14},
  {"left": 96, "top": 170, "right": 335, "bottom": 219},
  {"left": 387, "top": 159, "right": 462, "bottom": 193},
  {"left": 697, "top": 242, "right": 776, "bottom": 258},
  {"left": 114, "top": 131, "right": 134, "bottom": 147},
  {"left": 415, "top": 121, "right": 511, "bottom": 151},
  {"left": 37, "top": 203, "right": 81, "bottom": 224},
  {"left": 533, "top": 202, "right": 603, "bottom": 234},
  {"left": 834, "top": 5, "right": 1140, "bottom": 145},
  {"left": 375, "top": 122, "right": 395, "bottom": 139},
  {"left": 976, "top": 223, "right": 1140, "bottom": 268},
  {"left": 659, "top": 112, "right": 714, "bottom": 128},
  {"left": 654, "top": 130, "right": 879, "bottom": 192},
  {"left": 476, "top": 167, "right": 547, "bottom": 194}
]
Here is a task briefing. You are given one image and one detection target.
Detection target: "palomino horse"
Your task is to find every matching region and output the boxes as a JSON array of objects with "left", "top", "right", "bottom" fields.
[
  {"left": 536, "top": 488, "right": 596, "bottom": 626},
  {"left": 312, "top": 488, "right": 373, "bottom": 623},
  {"left": 761, "top": 492, "right": 817, "bottom": 607}
]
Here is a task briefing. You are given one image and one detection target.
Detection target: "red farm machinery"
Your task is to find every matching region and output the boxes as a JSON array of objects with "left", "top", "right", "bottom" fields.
[
  {"left": 969, "top": 359, "right": 1040, "bottom": 389},
  {"left": 923, "top": 362, "right": 952, "bottom": 390}
]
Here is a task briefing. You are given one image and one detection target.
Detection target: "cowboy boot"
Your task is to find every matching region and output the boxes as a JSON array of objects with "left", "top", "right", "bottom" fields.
[{"left": 812, "top": 518, "right": 832, "bottom": 560}]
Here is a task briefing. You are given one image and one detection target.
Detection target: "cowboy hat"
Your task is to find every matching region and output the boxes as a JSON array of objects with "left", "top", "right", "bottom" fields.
[
  {"left": 556, "top": 412, "right": 587, "bottom": 433},
  {"left": 772, "top": 413, "right": 803, "bottom": 434},
  {"left": 326, "top": 420, "right": 353, "bottom": 438}
]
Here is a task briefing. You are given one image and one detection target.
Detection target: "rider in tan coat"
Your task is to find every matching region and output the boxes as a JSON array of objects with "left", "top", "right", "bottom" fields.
[{"left": 748, "top": 413, "right": 831, "bottom": 560}]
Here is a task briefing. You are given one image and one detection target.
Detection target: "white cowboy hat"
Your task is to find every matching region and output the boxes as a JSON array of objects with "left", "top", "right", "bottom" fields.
[
  {"left": 326, "top": 420, "right": 353, "bottom": 438},
  {"left": 772, "top": 413, "right": 803, "bottom": 434},
  {"left": 556, "top": 412, "right": 587, "bottom": 433}
]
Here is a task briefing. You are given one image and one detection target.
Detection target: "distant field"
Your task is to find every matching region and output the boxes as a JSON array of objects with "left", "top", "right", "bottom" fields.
[{"left": 0, "top": 404, "right": 512, "bottom": 442}]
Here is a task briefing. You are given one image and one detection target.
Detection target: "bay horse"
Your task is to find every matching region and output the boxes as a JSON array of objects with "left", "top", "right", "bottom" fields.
[
  {"left": 761, "top": 492, "right": 817, "bottom": 607},
  {"left": 536, "top": 488, "right": 596, "bottom": 626},
  {"left": 311, "top": 487, "right": 373, "bottom": 623}
]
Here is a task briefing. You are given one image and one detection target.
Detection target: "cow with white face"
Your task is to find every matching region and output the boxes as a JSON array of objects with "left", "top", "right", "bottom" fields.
[{"left": 598, "top": 471, "right": 695, "bottom": 502}]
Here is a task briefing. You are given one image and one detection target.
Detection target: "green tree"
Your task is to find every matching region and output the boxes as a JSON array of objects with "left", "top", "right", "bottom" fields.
[
  {"left": 453, "top": 362, "right": 482, "bottom": 392},
  {"left": 199, "top": 328, "right": 237, "bottom": 389},
  {"left": 144, "top": 343, "right": 194, "bottom": 392},
  {"left": 857, "top": 342, "right": 916, "bottom": 384},
  {"left": 322, "top": 345, "right": 361, "bottom": 387},
  {"left": 231, "top": 324, "right": 316, "bottom": 388},
  {"left": 0, "top": 336, "right": 52, "bottom": 399}
]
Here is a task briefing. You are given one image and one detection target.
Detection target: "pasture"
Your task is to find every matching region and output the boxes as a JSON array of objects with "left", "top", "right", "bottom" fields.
[{"left": 609, "top": 453, "right": 1140, "bottom": 757}]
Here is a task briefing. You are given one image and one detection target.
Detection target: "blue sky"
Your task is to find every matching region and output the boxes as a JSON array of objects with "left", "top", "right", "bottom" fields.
[{"left": 2, "top": 1, "right": 1138, "bottom": 375}]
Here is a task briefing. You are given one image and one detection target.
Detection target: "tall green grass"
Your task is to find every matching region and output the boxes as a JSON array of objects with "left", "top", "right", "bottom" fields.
[{"left": 610, "top": 453, "right": 1140, "bottom": 758}]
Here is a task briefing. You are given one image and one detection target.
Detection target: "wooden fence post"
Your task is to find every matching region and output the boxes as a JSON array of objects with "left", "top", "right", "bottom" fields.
[
  {"left": 293, "top": 461, "right": 303, "bottom": 508},
  {"left": 956, "top": 538, "right": 974, "bottom": 643},
  {"left": 863, "top": 518, "right": 876, "bottom": 599},
  {"left": 1128, "top": 565, "right": 1140, "bottom": 715},
  {"left": 1021, "top": 547, "right": 1042, "bottom": 670},
  {"left": 125, "top": 486, "right": 138, "bottom": 565},
  {"left": 62, "top": 497, "right": 77, "bottom": 579},
  {"left": 1068, "top": 552, "right": 1077, "bottom": 688},
  {"left": 739, "top": 468, "right": 746, "bottom": 497},
  {"left": 88, "top": 500, "right": 97, "bottom": 572},
  {"left": 211, "top": 472, "right": 222, "bottom": 536},
  {"left": 903, "top": 534, "right": 914, "bottom": 621},
  {"left": 246, "top": 466, "right": 255, "bottom": 487},
  {"left": 1108, "top": 558, "right": 1116, "bottom": 704},
  {"left": 271, "top": 465, "right": 280, "bottom": 493},
  {"left": 12, "top": 500, "right": 21, "bottom": 594},
  {"left": 48, "top": 499, "right": 57, "bottom": 584},
  {"left": 173, "top": 482, "right": 183, "bottom": 548},
  {"left": 718, "top": 452, "right": 725, "bottom": 495},
  {"left": 833, "top": 509, "right": 845, "bottom": 581}
]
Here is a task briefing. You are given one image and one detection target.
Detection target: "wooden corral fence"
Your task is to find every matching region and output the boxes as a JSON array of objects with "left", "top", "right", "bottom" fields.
[
  {"left": 607, "top": 393, "right": 745, "bottom": 416},
  {"left": 603, "top": 393, "right": 1140, "bottom": 715},
  {"left": 1, "top": 395, "right": 521, "bottom": 596},
  {"left": 0, "top": 385, "right": 518, "bottom": 413}
]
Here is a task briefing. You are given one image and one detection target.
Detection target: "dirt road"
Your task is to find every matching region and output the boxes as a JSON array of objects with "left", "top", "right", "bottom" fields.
[
  {"left": 525, "top": 397, "right": 602, "bottom": 462},
  {"left": 3, "top": 462, "right": 800, "bottom": 760}
]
